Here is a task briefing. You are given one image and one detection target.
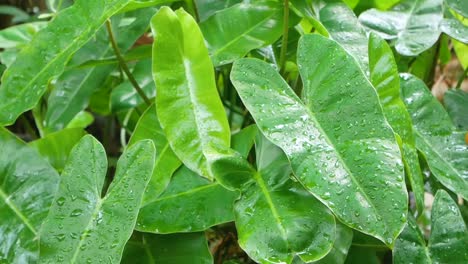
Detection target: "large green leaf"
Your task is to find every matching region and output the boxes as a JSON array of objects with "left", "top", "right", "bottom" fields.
[
  {"left": 231, "top": 35, "right": 407, "bottom": 246},
  {"left": 39, "top": 136, "right": 155, "bottom": 263},
  {"left": 368, "top": 33, "right": 424, "bottom": 214},
  {"left": 318, "top": 1, "right": 368, "bottom": 70},
  {"left": 200, "top": 1, "right": 283, "bottom": 66},
  {"left": 394, "top": 190, "right": 468, "bottom": 263},
  {"left": 29, "top": 128, "right": 86, "bottom": 172},
  {"left": 122, "top": 232, "right": 213, "bottom": 264},
  {"left": 151, "top": 7, "right": 230, "bottom": 180},
  {"left": 195, "top": 0, "right": 242, "bottom": 21},
  {"left": 0, "top": 0, "right": 137, "bottom": 126},
  {"left": 444, "top": 89, "right": 468, "bottom": 130},
  {"left": 400, "top": 73, "right": 468, "bottom": 199},
  {"left": 440, "top": 18, "right": 468, "bottom": 44},
  {"left": 136, "top": 166, "right": 238, "bottom": 233},
  {"left": 358, "top": 0, "right": 443, "bottom": 56},
  {"left": 128, "top": 104, "right": 181, "bottom": 204},
  {"left": 0, "top": 22, "right": 47, "bottom": 49},
  {"left": 0, "top": 128, "right": 60, "bottom": 263},
  {"left": 44, "top": 8, "right": 154, "bottom": 132},
  {"left": 446, "top": 0, "right": 468, "bottom": 17},
  {"left": 235, "top": 134, "right": 335, "bottom": 264}
]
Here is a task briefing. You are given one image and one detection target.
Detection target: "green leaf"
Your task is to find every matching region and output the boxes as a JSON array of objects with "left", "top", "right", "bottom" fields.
[
  {"left": 0, "top": 128, "right": 60, "bottom": 263},
  {"left": 122, "top": 232, "right": 213, "bottom": 264},
  {"left": 446, "top": 0, "right": 468, "bottom": 17},
  {"left": 111, "top": 59, "right": 156, "bottom": 112},
  {"left": 440, "top": 18, "right": 468, "bottom": 44},
  {"left": 394, "top": 190, "right": 468, "bottom": 263},
  {"left": 0, "top": 22, "right": 47, "bottom": 49},
  {"left": 400, "top": 73, "right": 468, "bottom": 200},
  {"left": 454, "top": 39, "right": 468, "bottom": 69},
  {"left": 195, "top": 0, "right": 242, "bottom": 21},
  {"left": 136, "top": 166, "right": 239, "bottom": 233},
  {"left": 0, "top": 0, "right": 139, "bottom": 126},
  {"left": 312, "top": 224, "right": 353, "bottom": 264},
  {"left": 151, "top": 7, "right": 230, "bottom": 180},
  {"left": 200, "top": 1, "right": 284, "bottom": 66},
  {"left": 319, "top": 1, "right": 369, "bottom": 70},
  {"left": 65, "top": 111, "right": 94, "bottom": 130},
  {"left": 128, "top": 104, "right": 182, "bottom": 204},
  {"left": 231, "top": 125, "right": 258, "bottom": 158},
  {"left": 444, "top": 89, "right": 468, "bottom": 130},
  {"left": 39, "top": 136, "right": 155, "bottom": 263},
  {"left": 0, "top": 5, "right": 30, "bottom": 23},
  {"left": 44, "top": 8, "right": 154, "bottom": 132},
  {"left": 344, "top": 246, "right": 379, "bottom": 264},
  {"left": 29, "top": 128, "right": 86, "bottom": 172},
  {"left": 235, "top": 134, "right": 336, "bottom": 263},
  {"left": 359, "top": 0, "right": 443, "bottom": 56},
  {"left": 368, "top": 33, "right": 424, "bottom": 214},
  {"left": 231, "top": 35, "right": 407, "bottom": 246},
  {"left": 119, "top": 0, "right": 176, "bottom": 13}
]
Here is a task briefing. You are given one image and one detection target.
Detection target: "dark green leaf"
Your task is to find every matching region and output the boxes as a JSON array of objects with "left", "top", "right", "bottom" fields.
[
  {"left": 39, "top": 136, "right": 155, "bottom": 263},
  {"left": 446, "top": 0, "right": 468, "bottom": 17}
]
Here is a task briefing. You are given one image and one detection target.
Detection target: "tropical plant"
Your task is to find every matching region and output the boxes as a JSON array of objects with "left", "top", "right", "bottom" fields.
[{"left": 0, "top": 0, "right": 467, "bottom": 263}]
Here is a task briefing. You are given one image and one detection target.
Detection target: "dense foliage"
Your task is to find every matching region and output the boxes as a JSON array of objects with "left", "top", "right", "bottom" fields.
[{"left": 0, "top": 0, "right": 467, "bottom": 263}]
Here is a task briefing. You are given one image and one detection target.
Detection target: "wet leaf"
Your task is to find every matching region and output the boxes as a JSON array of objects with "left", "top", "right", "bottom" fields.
[
  {"left": 400, "top": 73, "right": 468, "bottom": 200},
  {"left": 444, "top": 89, "right": 468, "bottom": 130},
  {"left": 151, "top": 7, "right": 230, "bottom": 180},
  {"left": 39, "top": 136, "right": 155, "bottom": 263},
  {"left": 0, "top": 128, "right": 60, "bottom": 263},
  {"left": 231, "top": 34, "right": 407, "bottom": 246},
  {"left": 446, "top": 0, "right": 468, "bottom": 17},
  {"left": 440, "top": 18, "right": 468, "bottom": 44}
]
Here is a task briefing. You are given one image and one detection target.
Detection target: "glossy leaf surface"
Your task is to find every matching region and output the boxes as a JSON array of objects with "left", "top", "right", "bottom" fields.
[
  {"left": 313, "top": 224, "right": 353, "bottom": 264},
  {"left": 0, "top": 0, "right": 135, "bottom": 126},
  {"left": 231, "top": 35, "right": 407, "bottom": 246},
  {"left": 29, "top": 128, "right": 85, "bottom": 172},
  {"left": 400, "top": 73, "right": 468, "bottom": 199},
  {"left": 200, "top": 1, "right": 283, "bottom": 66},
  {"left": 368, "top": 33, "right": 424, "bottom": 214},
  {"left": 235, "top": 135, "right": 335, "bottom": 264},
  {"left": 0, "top": 22, "right": 47, "bottom": 49},
  {"left": 440, "top": 18, "right": 468, "bottom": 44},
  {"left": 319, "top": 1, "right": 368, "bottom": 70},
  {"left": 45, "top": 8, "right": 154, "bottom": 132},
  {"left": 359, "top": 0, "right": 443, "bottom": 56},
  {"left": 122, "top": 232, "right": 213, "bottom": 264},
  {"left": 151, "top": 7, "right": 230, "bottom": 179},
  {"left": 39, "top": 136, "right": 155, "bottom": 263},
  {"left": 394, "top": 190, "right": 468, "bottom": 263},
  {"left": 136, "top": 166, "right": 238, "bottom": 233},
  {"left": 128, "top": 104, "right": 181, "bottom": 204},
  {"left": 446, "top": 0, "right": 468, "bottom": 17},
  {"left": 444, "top": 89, "right": 468, "bottom": 130},
  {"left": 0, "top": 128, "right": 60, "bottom": 263},
  {"left": 195, "top": 0, "right": 242, "bottom": 21}
]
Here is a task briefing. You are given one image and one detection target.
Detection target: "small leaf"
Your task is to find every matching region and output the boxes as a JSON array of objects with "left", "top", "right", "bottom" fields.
[
  {"left": 0, "top": 128, "right": 60, "bottom": 263},
  {"left": 0, "top": 0, "right": 137, "bottom": 126},
  {"left": 400, "top": 73, "right": 468, "bottom": 200},
  {"left": 151, "top": 7, "right": 230, "bottom": 179},
  {"left": 200, "top": 1, "right": 284, "bottom": 66},
  {"left": 39, "top": 136, "right": 155, "bottom": 263},
  {"left": 128, "top": 104, "right": 181, "bottom": 204},
  {"left": 136, "top": 166, "right": 239, "bottom": 233},
  {"left": 122, "top": 232, "right": 213, "bottom": 264},
  {"left": 359, "top": 0, "right": 443, "bottom": 56}
]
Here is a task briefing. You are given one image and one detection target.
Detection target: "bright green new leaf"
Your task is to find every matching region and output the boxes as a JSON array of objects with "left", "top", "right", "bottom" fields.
[
  {"left": 0, "top": 0, "right": 138, "bottom": 126},
  {"left": 29, "top": 128, "right": 86, "bottom": 172},
  {"left": 136, "top": 166, "right": 239, "bottom": 233},
  {"left": 122, "top": 232, "right": 213, "bottom": 264},
  {"left": 368, "top": 33, "right": 424, "bottom": 214},
  {"left": 440, "top": 18, "right": 468, "bottom": 44},
  {"left": 359, "top": 0, "right": 443, "bottom": 56},
  {"left": 0, "top": 128, "right": 60, "bottom": 263},
  {"left": 394, "top": 190, "right": 468, "bottom": 263},
  {"left": 45, "top": 8, "right": 154, "bottom": 132},
  {"left": 120, "top": 0, "right": 176, "bottom": 13},
  {"left": 128, "top": 104, "right": 181, "bottom": 204},
  {"left": 39, "top": 136, "right": 155, "bottom": 263},
  {"left": 400, "top": 73, "right": 468, "bottom": 200},
  {"left": 151, "top": 7, "right": 230, "bottom": 180},
  {"left": 234, "top": 135, "right": 335, "bottom": 264},
  {"left": 319, "top": 1, "right": 369, "bottom": 70},
  {"left": 231, "top": 35, "right": 407, "bottom": 246},
  {"left": 65, "top": 111, "right": 94, "bottom": 130},
  {"left": 200, "top": 1, "right": 283, "bottom": 66},
  {"left": 444, "top": 89, "right": 468, "bottom": 130},
  {"left": 453, "top": 39, "right": 468, "bottom": 69}
]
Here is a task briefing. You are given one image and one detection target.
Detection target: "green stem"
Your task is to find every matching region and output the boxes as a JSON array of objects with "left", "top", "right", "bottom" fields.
[
  {"left": 105, "top": 20, "right": 151, "bottom": 106},
  {"left": 456, "top": 67, "right": 468, "bottom": 89},
  {"left": 279, "top": 0, "right": 290, "bottom": 76}
]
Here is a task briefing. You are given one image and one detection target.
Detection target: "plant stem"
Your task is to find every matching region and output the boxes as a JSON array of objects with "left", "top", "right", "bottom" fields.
[
  {"left": 279, "top": 0, "right": 290, "bottom": 76},
  {"left": 105, "top": 20, "right": 151, "bottom": 106},
  {"left": 456, "top": 67, "right": 468, "bottom": 89}
]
